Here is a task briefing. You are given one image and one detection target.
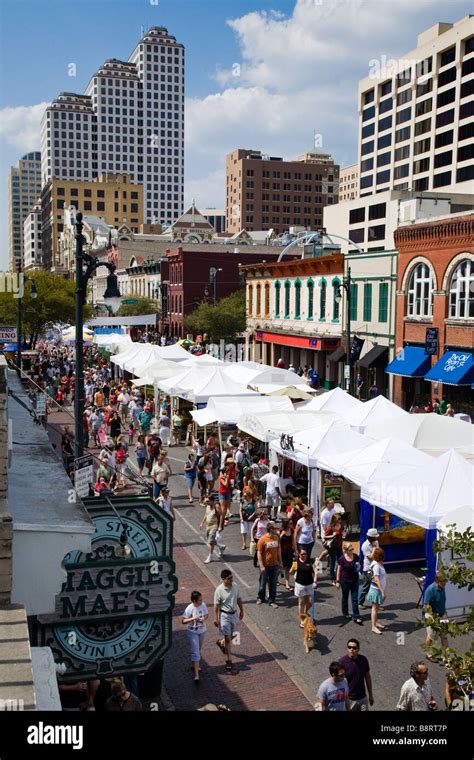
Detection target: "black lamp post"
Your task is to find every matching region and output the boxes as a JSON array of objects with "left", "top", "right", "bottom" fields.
[
  {"left": 74, "top": 212, "right": 121, "bottom": 458},
  {"left": 334, "top": 266, "right": 352, "bottom": 395},
  {"left": 16, "top": 273, "right": 37, "bottom": 374},
  {"left": 209, "top": 266, "right": 223, "bottom": 305}
]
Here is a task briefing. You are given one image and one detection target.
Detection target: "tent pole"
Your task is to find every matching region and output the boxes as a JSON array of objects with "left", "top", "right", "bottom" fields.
[{"left": 218, "top": 423, "right": 223, "bottom": 454}]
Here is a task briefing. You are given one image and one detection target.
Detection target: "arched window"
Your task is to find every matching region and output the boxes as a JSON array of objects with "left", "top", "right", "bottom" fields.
[
  {"left": 284, "top": 280, "right": 291, "bottom": 318},
  {"left": 275, "top": 280, "right": 281, "bottom": 318},
  {"left": 248, "top": 284, "right": 253, "bottom": 316},
  {"left": 319, "top": 278, "right": 327, "bottom": 321},
  {"left": 264, "top": 282, "right": 270, "bottom": 317},
  {"left": 449, "top": 259, "right": 474, "bottom": 318},
  {"left": 307, "top": 278, "right": 314, "bottom": 320},
  {"left": 294, "top": 279, "right": 302, "bottom": 319},
  {"left": 256, "top": 283, "right": 261, "bottom": 316},
  {"left": 407, "top": 263, "right": 433, "bottom": 317},
  {"left": 332, "top": 277, "right": 341, "bottom": 321}
]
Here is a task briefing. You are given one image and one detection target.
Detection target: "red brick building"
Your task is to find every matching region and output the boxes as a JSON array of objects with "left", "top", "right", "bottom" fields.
[
  {"left": 161, "top": 246, "right": 283, "bottom": 338},
  {"left": 391, "top": 213, "right": 474, "bottom": 412}
]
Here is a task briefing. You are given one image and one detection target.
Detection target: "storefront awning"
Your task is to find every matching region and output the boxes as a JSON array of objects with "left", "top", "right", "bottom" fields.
[
  {"left": 424, "top": 351, "right": 474, "bottom": 386},
  {"left": 385, "top": 346, "right": 432, "bottom": 377},
  {"left": 358, "top": 345, "right": 388, "bottom": 369},
  {"left": 328, "top": 346, "right": 346, "bottom": 362}
]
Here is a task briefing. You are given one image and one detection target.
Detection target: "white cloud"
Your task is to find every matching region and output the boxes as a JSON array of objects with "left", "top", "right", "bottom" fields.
[{"left": 0, "top": 103, "right": 46, "bottom": 152}]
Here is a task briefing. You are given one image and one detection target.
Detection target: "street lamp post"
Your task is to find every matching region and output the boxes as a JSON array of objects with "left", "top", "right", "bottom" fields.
[
  {"left": 210, "top": 267, "right": 223, "bottom": 305},
  {"left": 16, "top": 272, "right": 37, "bottom": 374},
  {"left": 74, "top": 211, "right": 121, "bottom": 458},
  {"left": 335, "top": 266, "right": 352, "bottom": 395}
]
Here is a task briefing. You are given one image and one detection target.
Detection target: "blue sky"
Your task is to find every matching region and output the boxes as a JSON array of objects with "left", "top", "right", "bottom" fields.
[{"left": 1, "top": 0, "right": 472, "bottom": 268}]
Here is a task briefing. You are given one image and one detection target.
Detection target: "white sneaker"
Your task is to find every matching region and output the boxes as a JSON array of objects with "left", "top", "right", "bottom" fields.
[
  {"left": 218, "top": 544, "right": 226, "bottom": 557},
  {"left": 204, "top": 555, "right": 212, "bottom": 564}
]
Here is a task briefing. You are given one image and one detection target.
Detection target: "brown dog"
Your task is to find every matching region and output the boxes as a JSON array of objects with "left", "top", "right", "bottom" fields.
[{"left": 300, "top": 613, "right": 318, "bottom": 653}]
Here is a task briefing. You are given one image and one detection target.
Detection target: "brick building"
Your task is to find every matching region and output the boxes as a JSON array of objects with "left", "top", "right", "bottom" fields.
[
  {"left": 389, "top": 212, "right": 474, "bottom": 412},
  {"left": 161, "top": 246, "right": 284, "bottom": 338}
]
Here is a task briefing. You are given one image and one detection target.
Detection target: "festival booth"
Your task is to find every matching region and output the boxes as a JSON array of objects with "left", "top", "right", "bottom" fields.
[
  {"left": 223, "top": 363, "right": 314, "bottom": 395},
  {"left": 366, "top": 412, "right": 474, "bottom": 461},
  {"left": 297, "top": 386, "right": 363, "bottom": 417},
  {"left": 157, "top": 367, "right": 257, "bottom": 404},
  {"left": 191, "top": 395, "right": 293, "bottom": 427},
  {"left": 344, "top": 394, "right": 408, "bottom": 432}
]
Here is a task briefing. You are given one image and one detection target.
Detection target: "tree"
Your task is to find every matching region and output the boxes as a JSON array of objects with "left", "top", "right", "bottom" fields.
[
  {"left": 0, "top": 270, "right": 91, "bottom": 348},
  {"left": 421, "top": 527, "right": 474, "bottom": 707},
  {"left": 116, "top": 297, "right": 160, "bottom": 317},
  {"left": 185, "top": 289, "right": 246, "bottom": 342}
]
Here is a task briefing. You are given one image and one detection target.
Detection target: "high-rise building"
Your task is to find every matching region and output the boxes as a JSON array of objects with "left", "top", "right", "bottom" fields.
[
  {"left": 23, "top": 203, "right": 42, "bottom": 271},
  {"left": 40, "top": 173, "right": 144, "bottom": 270},
  {"left": 358, "top": 16, "right": 473, "bottom": 197},
  {"left": 226, "top": 149, "right": 339, "bottom": 235},
  {"left": 7, "top": 152, "right": 42, "bottom": 271},
  {"left": 338, "top": 164, "right": 359, "bottom": 201},
  {"left": 201, "top": 208, "right": 226, "bottom": 233},
  {"left": 40, "top": 27, "right": 184, "bottom": 233}
]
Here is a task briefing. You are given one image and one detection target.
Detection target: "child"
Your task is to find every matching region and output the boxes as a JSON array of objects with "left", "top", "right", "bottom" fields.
[{"left": 128, "top": 423, "right": 135, "bottom": 445}]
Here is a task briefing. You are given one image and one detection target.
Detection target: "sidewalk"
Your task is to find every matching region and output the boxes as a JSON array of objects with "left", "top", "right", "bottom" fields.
[{"left": 162, "top": 543, "right": 313, "bottom": 711}]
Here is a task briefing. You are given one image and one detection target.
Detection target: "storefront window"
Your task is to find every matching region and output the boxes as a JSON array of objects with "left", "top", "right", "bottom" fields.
[
  {"left": 407, "top": 263, "right": 433, "bottom": 317},
  {"left": 307, "top": 278, "right": 314, "bottom": 320},
  {"left": 449, "top": 259, "right": 474, "bottom": 318}
]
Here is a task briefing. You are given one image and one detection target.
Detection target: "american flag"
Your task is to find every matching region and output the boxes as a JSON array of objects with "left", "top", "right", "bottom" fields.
[{"left": 107, "top": 245, "right": 118, "bottom": 266}]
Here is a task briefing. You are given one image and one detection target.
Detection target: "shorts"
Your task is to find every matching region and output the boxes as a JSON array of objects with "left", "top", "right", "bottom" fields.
[
  {"left": 206, "top": 526, "right": 218, "bottom": 545},
  {"left": 219, "top": 611, "right": 239, "bottom": 637},
  {"left": 265, "top": 493, "right": 281, "bottom": 509},
  {"left": 366, "top": 586, "right": 383, "bottom": 606},
  {"left": 294, "top": 582, "right": 313, "bottom": 597},
  {"left": 240, "top": 520, "right": 251, "bottom": 535},
  {"left": 218, "top": 493, "right": 230, "bottom": 502},
  {"left": 185, "top": 476, "right": 196, "bottom": 487},
  {"left": 426, "top": 626, "right": 443, "bottom": 641},
  {"left": 153, "top": 482, "right": 163, "bottom": 499}
]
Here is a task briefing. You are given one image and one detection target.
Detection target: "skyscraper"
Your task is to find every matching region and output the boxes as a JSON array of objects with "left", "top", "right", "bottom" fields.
[
  {"left": 7, "top": 152, "right": 42, "bottom": 271},
  {"left": 40, "top": 27, "right": 184, "bottom": 233}
]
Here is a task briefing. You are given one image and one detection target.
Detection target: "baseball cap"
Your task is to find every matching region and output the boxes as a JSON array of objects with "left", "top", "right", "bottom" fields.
[{"left": 367, "top": 528, "right": 380, "bottom": 538}]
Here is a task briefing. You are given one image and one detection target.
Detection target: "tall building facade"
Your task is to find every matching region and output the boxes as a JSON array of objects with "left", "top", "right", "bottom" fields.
[
  {"left": 40, "top": 173, "right": 143, "bottom": 270},
  {"left": 226, "top": 149, "right": 339, "bottom": 235},
  {"left": 23, "top": 204, "right": 42, "bottom": 271},
  {"left": 358, "top": 16, "right": 473, "bottom": 197},
  {"left": 7, "top": 152, "right": 42, "bottom": 270},
  {"left": 338, "top": 164, "right": 359, "bottom": 201},
  {"left": 40, "top": 27, "right": 184, "bottom": 232}
]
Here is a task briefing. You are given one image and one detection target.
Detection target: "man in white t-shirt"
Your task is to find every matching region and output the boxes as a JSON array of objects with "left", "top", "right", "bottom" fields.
[
  {"left": 117, "top": 388, "right": 131, "bottom": 426},
  {"left": 260, "top": 466, "right": 282, "bottom": 518},
  {"left": 359, "top": 528, "right": 380, "bottom": 607}
]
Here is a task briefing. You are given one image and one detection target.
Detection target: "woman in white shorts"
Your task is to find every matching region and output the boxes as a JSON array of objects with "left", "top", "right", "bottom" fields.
[{"left": 290, "top": 547, "right": 317, "bottom": 625}]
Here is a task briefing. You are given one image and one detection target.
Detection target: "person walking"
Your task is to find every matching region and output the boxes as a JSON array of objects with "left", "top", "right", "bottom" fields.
[
  {"left": 260, "top": 465, "right": 282, "bottom": 519},
  {"left": 182, "top": 591, "right": 209, "bottom": 683},
  {"left": 135, "top": 435, "right": 147, "bottom": 476},
  {"left": 256, "top": 522, "right": 282, "bottom": 608},
  {"left": 366, "top": 547, "right": 387, "bottom": 634},
  {"left": 293, "top": 508, "right": 316, "bottom": 559},
  {"left": 151, "top": 452, "right": 172, "bottom": 502},
  {"left": 239, "top": 493, "right": 256, "bottom": 551},
  {"left": 109, "top": 411, "right": 121, "bottom": 444},
  {"left": 171, "top": 409, "right": 183, "bottom": 446},
  {"left": 336, "top": 544, "right": 363, "bottom": 625},
  {"left": 338, "top": 639, "right": 374, "bottom": 711},
  {"left": 423, "top": 572, "right": 448, "bottom": 661},
  {"left": 214, "top": 569, "right": 244, "bottom": 674},
  {"left": 159, "top": 412, "right": 171, "bottom": 447},
  {"left": 358, "top": 528, "right": 379, "bottom": 607},
  {"left": 184, "top": 452, "right": 197, "bottom": 503},
  {"left": 158, "top": 486, "right": 176, "bottom": 521},
  {"left": 199, "top": 496, "right": 224, "bottom": 564},
  {"left": 316, "top": 662, "right": 351, "bottom": 712},
  {"left": 117, "top": 387, "right": 131, "bottom": 426},
  {"left": 325, "top": 515, "right": 344, "bottom": 585},
  {"left": 279, "top": 518, "right": 294, "bottom": 590},
  {"left": 397, "top": 662, "right": 437, "bottom": 711},
  {"left": 290, "top": 546, "right": 317, "bottom": 623},
  {"left": 250, "top": 508, "right": 270, "bottom": 568},
  {"left": 218, "top": 465, "right": 232, "bottom": 523},
  {"left": 317, "top": 498, "right": 336, "bottom": 568}
]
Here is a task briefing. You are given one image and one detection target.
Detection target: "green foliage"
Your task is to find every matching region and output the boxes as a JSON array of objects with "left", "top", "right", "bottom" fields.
[
  {"left": 185, "top": 289, "right": 246, "bottom": 342},
  {"left": 116, "top": 297, "right": 160, "bottom": 317},
  {"left": 421, "top": 528, "right": 474, "bottom": 700},
  {"left": 0, "top": 269, "right": 89, "bottom": 347}
]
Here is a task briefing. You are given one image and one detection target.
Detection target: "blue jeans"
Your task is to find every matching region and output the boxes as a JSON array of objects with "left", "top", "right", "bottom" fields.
[
  {"left": 153, "top": 482, "right": 163, "bottom": 499},
  {"left": 341, "top": 579, "right": 360, "bottom": 619},
  {"left": 329, "top": 546, "right": 342, "bottom": 581},
  {"left": 258, "top": 565, "right": 279, "bottom": 603},
  {"left": 187, "top": 629, "right": 205, "bottom": 662},
  {"left": 358, "top": 572, "right": 371, "bottom": 604}
]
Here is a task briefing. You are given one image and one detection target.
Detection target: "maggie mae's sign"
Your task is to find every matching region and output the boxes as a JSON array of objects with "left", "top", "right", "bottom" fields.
[{"left": 33, "top": 496, "right": 177, "bottom": 682}]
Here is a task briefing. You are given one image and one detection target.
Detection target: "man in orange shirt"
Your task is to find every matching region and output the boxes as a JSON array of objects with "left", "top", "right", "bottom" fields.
[{"left": 256, "top": 522, "right": 282, "bottom": 608}]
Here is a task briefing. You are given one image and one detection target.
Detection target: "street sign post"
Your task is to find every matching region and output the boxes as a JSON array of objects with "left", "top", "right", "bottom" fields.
[{"left": 121, "top": 299, "right": 139, "bottom": 305}]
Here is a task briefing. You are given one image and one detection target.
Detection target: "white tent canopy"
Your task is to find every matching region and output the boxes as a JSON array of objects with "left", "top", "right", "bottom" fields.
[
  {"left": 157, "top": 367, "right": 258, "bottom": 403},
  {"left": 93, "top": 333, "right": 132, "bottom": 348},
  {"left": 130, "top": 359, "right": 178, "bottom": 386},
  {"left": 318, "top": 437, "right": 432, "bottom": 488},
  {"left": 110, "top": 342, "right": 190, "bottom": 374},
  {"left": 297, "top": 386, "right": 363, "bottom": 416},
  {"left": 269, "top": 420, "right": 369, "bottom": 467},
  {"left": 191, "top": 395, "right": 293, "bottom": 427},
  {"left": 365, "top": 413, "right": 474, "bottom": 459},
  {"left": 224, "top": 363, "right": 309, "bottom": 388},
  {"left": 344, "top": 394, "right": 408, "bottom": 432},
  {"left": 237, "top": 410, "right": 342, "bottom": 443},
  {"left": 362, "top": 449, "right": 474, "bottom": 529},
  {"left": 179, "top": 354, "right": 225, "bottom": 367}
]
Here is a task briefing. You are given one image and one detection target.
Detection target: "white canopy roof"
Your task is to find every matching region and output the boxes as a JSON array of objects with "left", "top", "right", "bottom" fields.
[
  {"left": 191, "top": 395, "right": 293, "bottom": 427},
  {"left": 237, "top": 410, "right": 342, "bottom": 443},
  {"left": 269, "top": 419, "right": 369, "bottom": 467},
  {"left": 365, "top": 413, "right": 474, "bottom": 458},
  {"left": 157, "top": 367, "right": 257, "bottom": 403},
  {"left": 297, "top": 386, "right": 363, "bottom": 416},
  {"left": 130, "top": 359, "right": 178, "bottom": 386},
  {"left": 362, "top": 449, "right": 474, "bottom": 529},
  {"left": 110, "top": 342, "right": 190, "bottom": 373},
  {"left": 179, "top": 354, "right": 225, "bottom": 366},
  {"left": 318, "top": 437, "right": 432, "bottom": 487},
  {"left": 93, "top": 333, "right": 132, "bottom": 348},
  {"left": 223, "top": 363, "right": 307, "bottom": 388},
  {"left": 344, "top": 394, "right": 408, "bottom": 431}
]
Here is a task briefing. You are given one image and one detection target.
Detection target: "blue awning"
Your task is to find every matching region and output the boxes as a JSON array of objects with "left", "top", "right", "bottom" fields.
[
  {"left": 424, "top": 351, "right": 474, "bottom": 385},
  {"left": 385, "top": 346, "right": 432, "bottom": 377}
]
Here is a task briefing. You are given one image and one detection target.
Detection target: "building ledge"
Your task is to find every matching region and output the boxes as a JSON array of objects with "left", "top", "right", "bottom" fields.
[{"left": 445, "top": 319, "right": 474, "bottom": 327}]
